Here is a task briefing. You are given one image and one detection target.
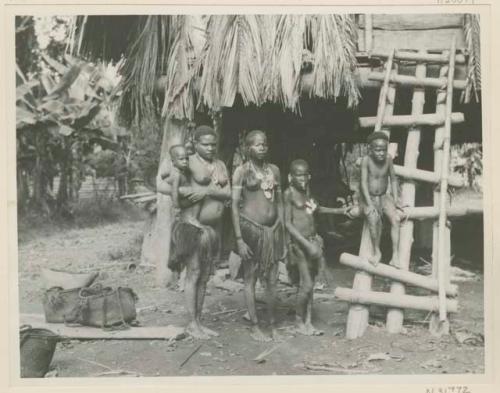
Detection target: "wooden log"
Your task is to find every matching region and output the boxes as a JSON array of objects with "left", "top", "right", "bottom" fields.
[
  {"left": 430, "top": 61, "right": 452, "bottom": 336},
  {"left": 405, "top": 205, "right": 482, "bottom": 220},
  {"left": 387, "top": 54, "right": 426, "bottom": 333},
  {"left": 394, "top": 165, "right": 464, "bottom": 187},
  {"left": 364, "top": 14, "right": 373, "bottom": 52},
  {"left": 374, "top": 49, "right": 395, "bottom": 133},
  {"left": 359, "top": 112, "right": 464, "bottom": 128},
  {"left": 346, "top": 224, "right": 373, "bottom": 339},
  {"left": 437, "top": 39, "right": 457, "bottom": 323},
  {"left": 20, "top": 314, "right": 185, "bottom": 341},
  {"left": 335, "top": 287, "right": 458, "bottom": 313},
  {"left": 339, "top": 253, "right": 458, "bottom": 296},
  {"left": 120, "top": 192, "right": 155, "bottom": 200},
  {"left": 369, "top": 50, "right": 466, "bottom": 64},
  {"left": 368, "top": 72, "right": 466, "bottom": 90}
]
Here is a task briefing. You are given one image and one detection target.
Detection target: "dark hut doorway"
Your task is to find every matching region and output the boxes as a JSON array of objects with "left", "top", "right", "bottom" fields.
[{"left": 219, "top": 97, "right": 363, "bottom": 264}]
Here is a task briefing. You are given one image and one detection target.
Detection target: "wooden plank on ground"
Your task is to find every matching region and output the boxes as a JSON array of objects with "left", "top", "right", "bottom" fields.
[{"left": 20, "top": 314, "right": 185, "bottom": 341}]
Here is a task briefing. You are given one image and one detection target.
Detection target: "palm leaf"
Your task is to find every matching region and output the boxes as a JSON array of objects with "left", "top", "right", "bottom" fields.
[
  {"left": 264, "top": 15, "right": 305, "bottom": 112},
  {"left": 162, "top": 15, "right": 206, "bottom": 120},
  {"left": 198, "top": 15, "right": 265, "bottom": 110},
  {"left": 308, "top": 15, "right": 360, "bottom": 107},
  {"left": 118, "top": 16, "right": 175, "bottom": 125},
  {"left": 462, "top": 14, "right": 481, "bottom": 103},
  {"left": 265, "top": 14, "right": 360, "bottom": 112}
]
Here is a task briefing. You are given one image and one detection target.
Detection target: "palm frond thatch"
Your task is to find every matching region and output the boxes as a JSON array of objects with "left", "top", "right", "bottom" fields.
[
  {"left": 162, "top": 15, "right": 206, "bottom": 120},
  {"left": 463, "top": 14, "right": 481, "bottom": 103},
  {"left": 265, "top": 15, "right": 360, "bottom": 113},
  {"left": 198, "top": 15, "right": 265, "bottom": 111},
  {"left": 118, "top": 16, "right": 175, "bottom": 125},
  {"left": 308, "top": 15, "right": 360, "bottom": 107},
  {"left": 264, "top": 15, "right": 306, "bottom": 112}
]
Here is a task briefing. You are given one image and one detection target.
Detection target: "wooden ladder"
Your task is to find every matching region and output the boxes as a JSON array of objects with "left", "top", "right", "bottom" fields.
[{"left": 335, "top": 38, "right": 478, "bottom": 339}]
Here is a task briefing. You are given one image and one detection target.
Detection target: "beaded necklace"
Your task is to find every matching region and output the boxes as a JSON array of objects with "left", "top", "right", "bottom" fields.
[{"left": 249, "top": 160, "right": 275, "bottom": 201}]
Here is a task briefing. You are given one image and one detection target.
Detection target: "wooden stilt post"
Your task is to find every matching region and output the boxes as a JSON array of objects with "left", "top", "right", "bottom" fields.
[
  {"left": 430, "top": 49, "right": 453, "bottom": 335},
  {"left": 364, "top": 14, "right": 373, "bottom": 53},
  {"left": 346, "top": 51, "right": 395, "bottom": 339},
  {"left": 437, "top": 39, "right": 457, "bottom": 324},
  {"left": 386, "top": 50, "right": 426, "bottom": 333}
]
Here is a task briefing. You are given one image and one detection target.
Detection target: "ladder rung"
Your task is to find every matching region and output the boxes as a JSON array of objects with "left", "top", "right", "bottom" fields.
[
  {"left": 339, "top": 253, "right": 458, "bottom": 296},
  {"left": 369, "top": 72, "right": 466, "bottom": 90},
  {"left": 369, "top": 50, "right": 466, "bottom": 65},
  {"left": 394, "top": 165, "right": 464, "bottom": 187},
  {"left": 359, "top": 113, "right": 464, "bottom": 128},
  {"left": 404, "top": 205, "right": 483, "bottom": 220}
]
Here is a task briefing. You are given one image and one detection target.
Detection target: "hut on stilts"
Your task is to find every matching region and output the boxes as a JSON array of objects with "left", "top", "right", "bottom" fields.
[{"left": 75, "top": 13, "right": 482, "bottom": 338}]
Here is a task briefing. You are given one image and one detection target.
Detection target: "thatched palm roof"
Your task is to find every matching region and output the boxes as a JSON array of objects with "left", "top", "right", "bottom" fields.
[
  {"left": 75, "top": 14, "right": 360, "bottom": 123},
  {"left": 74, "top": 13, "right": 480, "bottom": 125}
]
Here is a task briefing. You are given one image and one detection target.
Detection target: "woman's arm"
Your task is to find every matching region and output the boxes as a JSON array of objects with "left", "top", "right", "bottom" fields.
[{"left": 231, "top": 166, "right": 253, "bottom": 260}]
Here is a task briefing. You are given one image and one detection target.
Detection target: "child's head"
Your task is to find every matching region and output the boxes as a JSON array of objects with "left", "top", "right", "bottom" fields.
[
  {"left": 245, "top": 130, "right": 268, "bottom": 161},
  {"left": 170, "top": 145, "right": 189, "bottom": 171},
  {"left": 367, "top": 132, "right": 389, "bottom": 162},
  {"left": 289, "top": 159, "right": 311, "bottom": 191}
]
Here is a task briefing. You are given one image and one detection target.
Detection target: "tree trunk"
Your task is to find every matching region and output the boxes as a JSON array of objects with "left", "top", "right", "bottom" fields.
[
  {"left": 56, "top": 139, "right": 71, "bottom": 211},
  {"left": 32, "top": 130, "right": 51, "bottom": 215},
  {"left": 141, "top": 117, "right": 187, "bottom": 287}
]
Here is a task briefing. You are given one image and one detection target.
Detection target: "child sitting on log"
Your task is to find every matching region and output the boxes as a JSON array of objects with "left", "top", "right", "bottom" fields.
[
  {"left": 284, "top": 159, "right": 349, "bottom": 336},
  {"left": 360, "top": 132, "right": 402, "bottom": 267}
]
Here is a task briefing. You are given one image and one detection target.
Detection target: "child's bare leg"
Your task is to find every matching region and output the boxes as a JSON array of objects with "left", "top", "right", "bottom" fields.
[
  {"left": 305, "top": 288, "right": 324, "bottom": 336},
  {"left": 266, "top": 263, "right": 284, "bottom": 341},
  {"left": 295, "top": 255, "right": 315, "bottom": 336},
  {"left": 385, "top": 201, "right": 401, "bottom": 268},
  {"left": 366, "top": 210, "right": 382, "bottom": 265},
  {"left": 244, "top": 261, "right": 271, "bottom": 342},
  {"left": 317, "top": 255, "right": 333, "bottom": 286},
  {"left": 197, "top": 261, "right": 219, "bottom": 337}
]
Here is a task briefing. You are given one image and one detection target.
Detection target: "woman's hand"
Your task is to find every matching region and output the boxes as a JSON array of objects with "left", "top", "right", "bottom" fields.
[{"left": 237, "top": 238, "right": 253, "bottom": 261}]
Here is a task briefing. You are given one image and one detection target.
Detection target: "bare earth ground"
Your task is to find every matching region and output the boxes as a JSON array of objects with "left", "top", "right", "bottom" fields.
[{"left": 17, "top": 218, "right": 484, "bottom": 377}]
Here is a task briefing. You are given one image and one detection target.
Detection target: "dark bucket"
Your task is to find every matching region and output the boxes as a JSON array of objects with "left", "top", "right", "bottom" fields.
[{"left": 19, "top": 325, "right": 59, "bottom": 378}]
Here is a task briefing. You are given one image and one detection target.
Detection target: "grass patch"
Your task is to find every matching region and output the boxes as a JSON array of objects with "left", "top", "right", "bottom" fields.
[{"left": 17, "top": 199, "right": 148, "bottom": 243}]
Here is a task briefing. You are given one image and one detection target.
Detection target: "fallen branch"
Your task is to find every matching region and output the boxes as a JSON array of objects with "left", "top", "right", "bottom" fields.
[
  {"left": 300, "top": 361, "right": 380, "bottom": 374},
  {"left": 212, "top": 308, "right": 243, "bottom": 316},
  {"left": 120, "top": 192, "right": 155, "bottom": 200},
  {"left": 253, "top": 344, "right": 282, "bottom": 363},
  {"left": 179, "top": 344, "right": 203, "bottom": 368}
]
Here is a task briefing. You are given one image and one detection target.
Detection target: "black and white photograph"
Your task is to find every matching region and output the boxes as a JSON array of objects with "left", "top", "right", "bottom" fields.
[{"left": 3, "top": 3, "right": 495, "bottom": 387}]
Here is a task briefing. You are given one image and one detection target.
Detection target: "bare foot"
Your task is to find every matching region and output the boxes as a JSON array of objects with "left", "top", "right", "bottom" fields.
[
  {"left": 250, "top": 325, "right": 272, "bottom": 342},
  {"left": 305, "top": 322, "right": 324, "bottom": 336},
  {"left": 186, "top": 322, "right": 210, "bottom": 340},
  {"left": 389, "top": 254, "right": 400, "bottom": 269},
  {"left": 368, "top": 249, "right": 381, "bottom": 267},
  {"left": 296, "top": 322, "right": 314, "bottom": 336},
  {"left": 271, "top": 328, "right": 285, "bottom": 342},
  {"left": 200, "top": 325, "right": 219, "bottom": 337}
]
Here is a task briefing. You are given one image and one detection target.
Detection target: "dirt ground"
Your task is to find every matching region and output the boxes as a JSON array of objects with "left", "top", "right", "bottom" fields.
[{"left": 17, "top": 216, "right": 485, "bottom": 378}]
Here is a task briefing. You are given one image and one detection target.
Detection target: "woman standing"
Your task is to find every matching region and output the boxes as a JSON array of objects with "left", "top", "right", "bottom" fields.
[{"left": 231, "top": 130, "right": 286, "bottom": 342}]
